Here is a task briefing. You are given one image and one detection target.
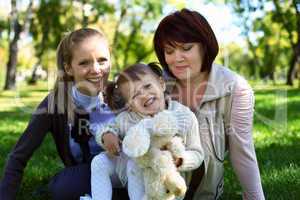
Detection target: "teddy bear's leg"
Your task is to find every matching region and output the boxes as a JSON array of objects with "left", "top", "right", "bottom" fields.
[
  {"left": 143, "top": 168, "right": 175, "bottom": 200},
  {"left": 164, "top": 171, "right": 187, "bottom": 197},
  {"left": 150, "top": 150, "right": 187, "bottom": 198}
]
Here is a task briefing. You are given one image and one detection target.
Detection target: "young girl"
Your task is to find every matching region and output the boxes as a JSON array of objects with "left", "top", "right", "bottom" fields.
[{"left": 89, "top": 63, "right": 204, "bottom": 200}]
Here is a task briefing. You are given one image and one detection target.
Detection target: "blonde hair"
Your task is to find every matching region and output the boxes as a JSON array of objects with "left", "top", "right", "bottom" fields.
[{"left": 48, "top": 28, "right": 109, "bottom": 123}]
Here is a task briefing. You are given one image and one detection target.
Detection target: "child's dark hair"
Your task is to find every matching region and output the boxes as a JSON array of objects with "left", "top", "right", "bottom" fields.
[{"left": 106, "top": 62, "right": 163, "bottom": 111}]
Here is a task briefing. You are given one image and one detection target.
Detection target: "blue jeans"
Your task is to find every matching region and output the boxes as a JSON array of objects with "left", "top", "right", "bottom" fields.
[{"left": 48, "top": 163, "right": 129, "bottom": 200}]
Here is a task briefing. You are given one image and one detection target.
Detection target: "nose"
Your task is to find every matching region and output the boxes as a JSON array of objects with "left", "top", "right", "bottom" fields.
[
  {"left": 91, "top": 61, "right": 101, "bottom": 73},
  {"left": 174, "top": 50, "right": 184, "bottom": 63},
  {"left": 139, "top": 89, "right": 149, "bottom": 99}
]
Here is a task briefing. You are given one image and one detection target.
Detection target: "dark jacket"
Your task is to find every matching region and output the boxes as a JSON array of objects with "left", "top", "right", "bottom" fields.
[{"left": 0, "top": 94, "right": 89, "bottom": 199}]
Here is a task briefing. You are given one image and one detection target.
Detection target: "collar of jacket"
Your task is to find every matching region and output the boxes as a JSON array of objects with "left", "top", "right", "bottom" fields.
[{"left": 199, "top": 63, "right": 236, "bottom": 106}]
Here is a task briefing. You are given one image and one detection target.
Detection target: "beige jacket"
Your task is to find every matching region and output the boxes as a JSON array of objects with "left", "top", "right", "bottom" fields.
[{"left": 183, "top": 64, "right": 264, "bottom": 200}]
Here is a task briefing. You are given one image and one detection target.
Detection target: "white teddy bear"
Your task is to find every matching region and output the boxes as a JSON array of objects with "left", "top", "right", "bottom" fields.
[{"left": 122, "top": 110, "right": 187, "bottom": 200}]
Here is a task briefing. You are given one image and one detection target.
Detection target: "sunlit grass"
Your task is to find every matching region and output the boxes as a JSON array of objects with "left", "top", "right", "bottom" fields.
[
  {"left": 0, "top": 81, "right": 59, "bottom": 200},
  {"left": 0, "top": 82, "right": 299, "bottom": 199}
]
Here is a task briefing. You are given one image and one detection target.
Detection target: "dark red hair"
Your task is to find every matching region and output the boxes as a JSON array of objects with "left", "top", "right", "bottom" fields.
[{"left": 153, "top": 8, "right": 219, "bottom": 76}]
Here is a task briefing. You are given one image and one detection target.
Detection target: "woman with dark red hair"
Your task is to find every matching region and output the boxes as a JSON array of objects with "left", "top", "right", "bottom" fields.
[{"left": 154, "top": 8, "right": 265, "bottom": 200}]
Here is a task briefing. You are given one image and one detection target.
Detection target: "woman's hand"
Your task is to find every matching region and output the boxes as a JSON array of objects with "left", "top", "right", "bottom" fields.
[{"left": 102, "top": 132, "right": 121, "bottom": 156}]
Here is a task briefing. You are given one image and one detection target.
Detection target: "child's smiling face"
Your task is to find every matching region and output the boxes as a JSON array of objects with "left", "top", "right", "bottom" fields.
[{"left": 120, "top": 73, "right": 166, "bottom": 116}]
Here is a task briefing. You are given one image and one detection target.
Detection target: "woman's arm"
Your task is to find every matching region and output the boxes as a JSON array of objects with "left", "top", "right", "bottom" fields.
[
  {"left": 228, "top": 76, "right": 265, "bottom": 200},
  {"left": 0, "top": 96, "right": 52, "bottom": 200}
]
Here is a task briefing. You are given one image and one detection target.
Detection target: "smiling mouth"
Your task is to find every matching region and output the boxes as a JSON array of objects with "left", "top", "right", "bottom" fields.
[
  {"left": 175, "top": 65, "right": 189, "bottom": 70},
  {"left": 144, "top": 97, "right": 156, "bottom": 107},
  {"left": 87, "top": 78, "right": 101, "bottom": 83}
]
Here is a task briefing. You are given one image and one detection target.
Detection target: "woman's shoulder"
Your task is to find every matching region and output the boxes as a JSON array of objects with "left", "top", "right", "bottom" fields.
[
  {"left": 212, "top": 63, "right": 238, "bottom": 81},
  {"left": 33, "top": 91, "right": 69, "bottom": 116},
  {"left": 212, "top": 63, "right": 252, "bottom": 91},
  {"left": 31, "top": 93, "right": 52, "bottom": 115}
]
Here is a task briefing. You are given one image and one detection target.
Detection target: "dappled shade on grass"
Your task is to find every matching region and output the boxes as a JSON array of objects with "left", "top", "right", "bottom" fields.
[{"left": 0, "top": 83, "right": 299, "bottom": 199}]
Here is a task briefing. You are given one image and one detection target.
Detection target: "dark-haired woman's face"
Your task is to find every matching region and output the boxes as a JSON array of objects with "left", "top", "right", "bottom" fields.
[
  {"left": 164, "top": 42, "right": 204, "bottom": 81},
  {"left": 65, "top": 35, "right": 111, "bottom": 96}
]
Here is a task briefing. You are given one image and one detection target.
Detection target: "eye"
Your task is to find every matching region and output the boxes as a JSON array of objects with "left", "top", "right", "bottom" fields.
[
  {"left": 132, "top": 91, "right": 141, "bottom": 100},
  {"left": 78, "top": 60, "right": 90, "bottom": 66},
  {"left": 144, "top": 83, "right": 151, "bottom": 89},
  {"left": 97, "top": 57, "right": 108, "bottom": 65},
  {"left": 164, "top": 47, "right": 174, "bottom": 55},
  {"left": 182, "top": 44, "right": 193, "bottom": 51}
]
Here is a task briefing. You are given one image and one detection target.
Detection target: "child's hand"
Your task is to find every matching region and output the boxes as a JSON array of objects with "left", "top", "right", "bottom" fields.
[
  {"left": 102, "top": 132, "right": 121, "bottom": 156},
  {"left": 174, "top": 157, "right": 183, "bottom": 168}
]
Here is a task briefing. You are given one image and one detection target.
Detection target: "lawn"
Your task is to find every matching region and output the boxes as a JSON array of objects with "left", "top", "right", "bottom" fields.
[{"left": 0, "top": 82, "right": 299, "bottom": 199}]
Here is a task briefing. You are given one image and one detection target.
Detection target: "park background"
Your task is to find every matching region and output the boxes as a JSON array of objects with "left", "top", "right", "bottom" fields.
[{"left": 0, "top": 0, "right": 299, "bottom": 199}]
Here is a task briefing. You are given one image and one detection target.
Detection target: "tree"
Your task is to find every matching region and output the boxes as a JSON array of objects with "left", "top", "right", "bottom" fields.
[
  {"left": 227, "top": 0, "right": 300, "bottom": 85},
  {"left": 77, "top": 0, "right": 114, "bottom": 27},
  {"left": 272, "top": 0, "right": 300, "bottom": 85},
  {"left": 28, "top": 0, "right": 114, "bottom": 84},
  {"left": 28, "top": 0, "right": 76, "bottom": 84},
  {"left": 110, "top": 0, "right": 165, "bottom": 73},
  {"left": 4, "top": 0, "right": 33, "bottom": 90}
]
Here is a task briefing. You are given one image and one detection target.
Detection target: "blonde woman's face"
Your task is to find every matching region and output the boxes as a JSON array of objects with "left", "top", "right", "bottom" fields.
[{"left": 65, "top": 35, "right": 111, "bottom": 96}]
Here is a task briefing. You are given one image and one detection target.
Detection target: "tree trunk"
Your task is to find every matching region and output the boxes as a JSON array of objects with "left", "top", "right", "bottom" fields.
[
  {"left": 4, "top": 0, "right": 33, "bottom": 90},
  {"left": 287, "top": 38, "right": 300, "bottom": 86},
  {"left": 286, "top": 0, "right": 300, "bottom": 86},
  {"left": 4, "top": 0, "right": 19, "bottom": 90},
  {"left": 286, "top": 52, "right": 297, "bottom": 85},
  {"left": 111, "top": 5, "right": 127, "bottom": 72},
  {"left": 81, "top": 0, "right": 88, "bottom": 28},
  {"left": 4, "top": 34, "right": 19, "bottom": 89},
  {"left": 27, "top": 61, "right": 41, "bottom": 85}
]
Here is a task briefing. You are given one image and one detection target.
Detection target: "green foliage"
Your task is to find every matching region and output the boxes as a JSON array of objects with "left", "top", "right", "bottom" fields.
[
  {"left": 226, "top": 0, "right": 300, "bottom": 84},
  {"left": 29, "top": 0, "right": 76, "bottom": 71},
  {"left": 109, "top": 0, "right": 165, "bottom": 73}
]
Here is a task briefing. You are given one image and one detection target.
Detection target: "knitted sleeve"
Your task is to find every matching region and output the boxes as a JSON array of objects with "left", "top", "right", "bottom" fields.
[
  {"left": 171, "top": 102, "right": 204, "bottom": 171},
  {"left": 95, "top": 112, "right": 129, "bottom": 147}
]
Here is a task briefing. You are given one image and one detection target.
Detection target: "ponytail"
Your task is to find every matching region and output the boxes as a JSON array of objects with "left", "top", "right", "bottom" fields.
[
  {"left": 148, "top": 62, "right": 163, "bottom": 77},
  {"left": 105, "top": 81, "right": 126, "bottom": 112}
]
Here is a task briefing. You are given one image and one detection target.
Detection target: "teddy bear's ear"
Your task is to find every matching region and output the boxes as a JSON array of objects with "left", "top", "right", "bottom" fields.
[{"left": 123, "top": 123, "right": 150, "bottom": 158}]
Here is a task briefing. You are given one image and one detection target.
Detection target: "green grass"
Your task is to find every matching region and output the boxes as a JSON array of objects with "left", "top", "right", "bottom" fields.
[
  {"left": 222, "top": 85, "right": 300, "bottom": 199},
  {"left": 0, "top": 82, "right": 61, "bottom": 199},
  {"left": 0, "top": 82, "right": 300, "bottom": 199}
]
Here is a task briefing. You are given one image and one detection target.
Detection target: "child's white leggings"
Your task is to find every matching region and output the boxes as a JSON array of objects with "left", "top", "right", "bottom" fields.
[{"left": 91, "top": 152, "right": 145, "bottom": 200}]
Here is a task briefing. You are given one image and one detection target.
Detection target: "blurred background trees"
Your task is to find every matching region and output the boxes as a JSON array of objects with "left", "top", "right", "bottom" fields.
[
  {"left": 224, "top": 0, "right": 300, "bottom": 86},
  {"left": 0, "top": 0, "right": 299, "bottom": 90}
]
